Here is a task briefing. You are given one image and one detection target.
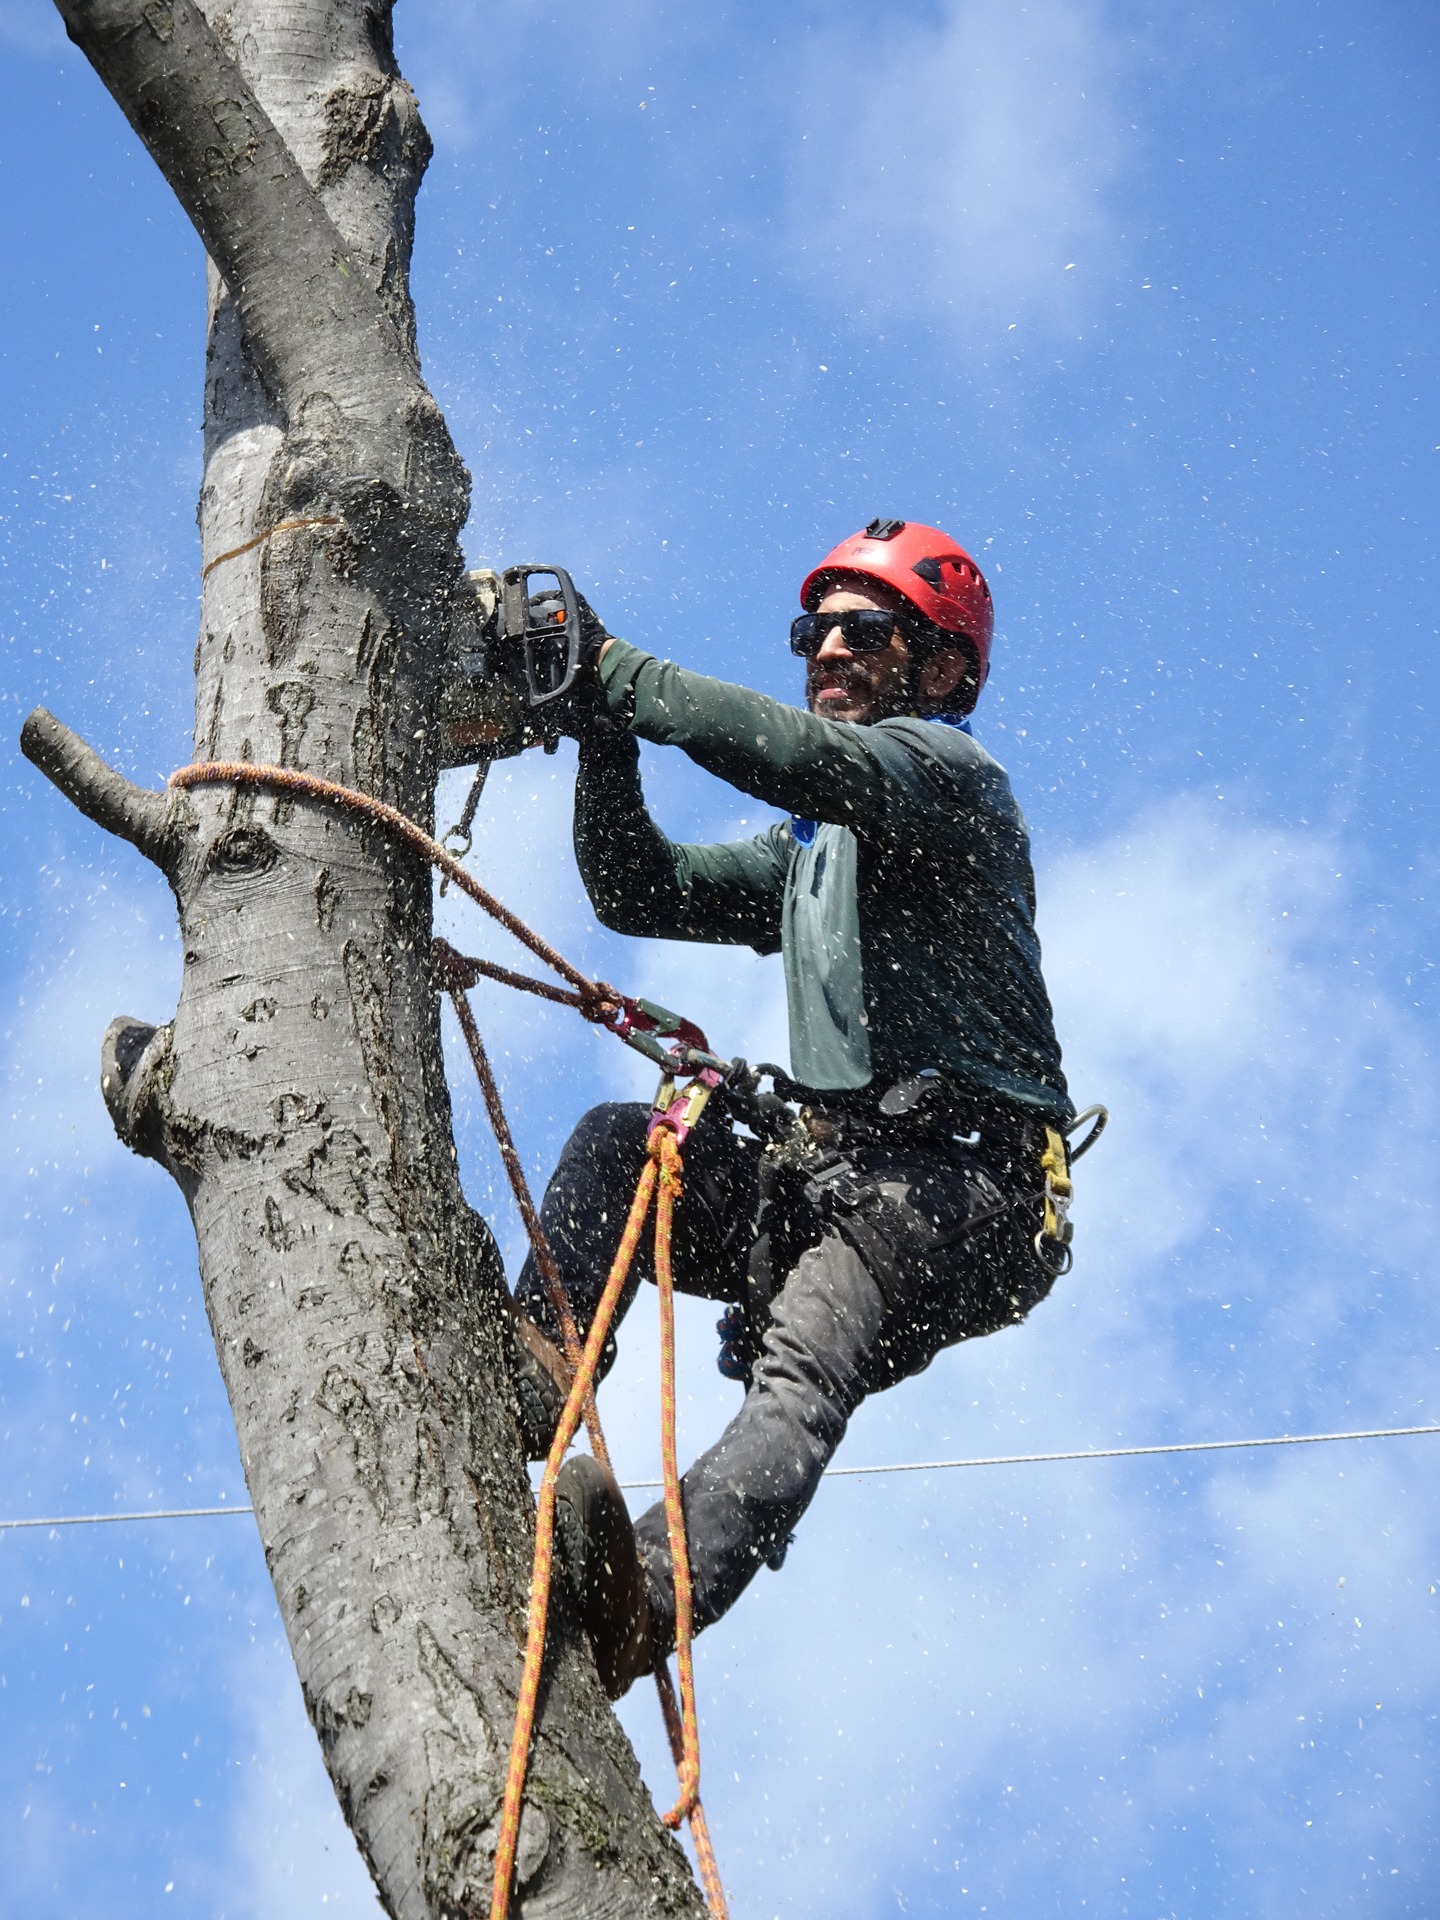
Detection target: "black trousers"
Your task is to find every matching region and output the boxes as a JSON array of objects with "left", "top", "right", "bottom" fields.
[{"left": 516, "top": 1099, "right": 1058, "bottom": 1649}]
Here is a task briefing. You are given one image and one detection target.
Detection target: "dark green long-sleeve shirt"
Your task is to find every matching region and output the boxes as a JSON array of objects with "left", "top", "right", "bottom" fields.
[{"left": 576, "top": 639, "right": 1072, "bottom": 1119}]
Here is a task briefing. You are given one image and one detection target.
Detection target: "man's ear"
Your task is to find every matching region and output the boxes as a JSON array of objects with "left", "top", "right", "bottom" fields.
[{"left": 917, "top": 643, "right": 979, "bottom": 715}]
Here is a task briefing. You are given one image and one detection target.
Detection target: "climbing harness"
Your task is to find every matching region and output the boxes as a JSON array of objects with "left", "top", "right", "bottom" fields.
[
  {"left": 731, "top": 1081, "right": 1109, "bottom": 1317},
  {"left": 168, "top": 761, "right": 729, "bottom": 1920}
]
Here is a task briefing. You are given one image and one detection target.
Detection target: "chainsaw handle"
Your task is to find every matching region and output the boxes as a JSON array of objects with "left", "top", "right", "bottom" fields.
[{"left": 499, "top": 564, "right": 582, "bottom": 707}]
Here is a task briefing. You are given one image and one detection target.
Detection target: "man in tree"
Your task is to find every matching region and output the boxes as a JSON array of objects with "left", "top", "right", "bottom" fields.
[{"left": 518, "top": 518, "right": 1076, "bottom": 1699}]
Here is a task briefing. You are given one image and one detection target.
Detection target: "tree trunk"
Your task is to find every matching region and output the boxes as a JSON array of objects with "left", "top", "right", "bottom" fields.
[{"left": 23, "top": 3, "right": 706, "bottom": 1916}]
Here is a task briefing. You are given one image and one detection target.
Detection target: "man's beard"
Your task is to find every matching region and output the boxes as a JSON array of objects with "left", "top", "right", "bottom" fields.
[{"left": 807, "top": 662, "right": 919, "bottom": 724}]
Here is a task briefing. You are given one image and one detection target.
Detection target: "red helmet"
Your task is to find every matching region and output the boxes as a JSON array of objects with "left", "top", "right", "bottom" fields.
[{"left": 799, "top": 518, "right": 994, "bottom": 688}]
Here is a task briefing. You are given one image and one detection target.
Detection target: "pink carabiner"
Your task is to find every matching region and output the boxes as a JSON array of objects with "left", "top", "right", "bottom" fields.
[{"left": 646, "top": 1067, "right": 724, "bottom": 1148}]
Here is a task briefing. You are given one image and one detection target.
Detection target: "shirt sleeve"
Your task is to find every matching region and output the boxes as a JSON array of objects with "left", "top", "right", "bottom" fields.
[
  {"left": 572, "top": 724, "right": 790, "bottom": 952},
  {"left": 596, "top": 638, "right": 898, "bottom": 827}
]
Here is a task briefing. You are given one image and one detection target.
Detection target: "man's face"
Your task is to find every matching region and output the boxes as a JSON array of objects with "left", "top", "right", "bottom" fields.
[{"left": 804, "top": 584, "right": 917, "bottom": 725}]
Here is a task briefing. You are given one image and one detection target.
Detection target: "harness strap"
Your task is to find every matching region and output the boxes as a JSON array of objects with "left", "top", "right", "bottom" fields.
[{"left": 1036, "top": 1106, "right": 1107, "bottom": 1275}]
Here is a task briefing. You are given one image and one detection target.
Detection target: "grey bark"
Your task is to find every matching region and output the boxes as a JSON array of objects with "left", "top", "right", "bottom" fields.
[{"left": 24, "top": 4, "right": 707, "bottom": 1916}]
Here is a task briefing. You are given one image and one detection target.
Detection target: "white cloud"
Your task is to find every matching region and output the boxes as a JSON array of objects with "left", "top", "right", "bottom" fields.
[
  {"left": 789, "top": 0, "right": 1130, "bottom": 331},
  {"left": 1037, "top": 799, "right": 1436, "bottom": 1424}
]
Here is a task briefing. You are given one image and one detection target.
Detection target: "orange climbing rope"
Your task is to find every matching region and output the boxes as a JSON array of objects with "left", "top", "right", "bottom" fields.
[
  {"left": 655, "top": 1663, "right": 729, "bottom": 1917},
  {"left": 652, "top": 1125, "right": 702, "bottom": 1830},
  {"left": 169, "top": 762, "right": 728, "bottom": 1918},
  {"left": 488, "top": 1142, "right": 662, "bottom": 1919},
  {"left": 450, "top": 962, "right": 725, "bottom": 1914},
  {"left": 457, "top": 980, "right": 725, "bottom": 1912},
  {"left": 487, "top": 1124, "right": 714, "bottom": 1918}
]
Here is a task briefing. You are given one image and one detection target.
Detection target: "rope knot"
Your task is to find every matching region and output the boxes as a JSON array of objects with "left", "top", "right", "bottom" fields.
[
  {"left": 431, "top": 936, "right": 482, "bottom": 993},
  {"left": 649, "top": 1124, "right": 684, "bottom": 1195},
  {"left": 578, "top": 980, "right": 623, "bottom": 1025}
]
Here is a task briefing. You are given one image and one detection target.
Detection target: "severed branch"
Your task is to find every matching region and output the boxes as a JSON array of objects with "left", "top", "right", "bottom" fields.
[
  {"left": 21, "top": 707, "right": 176, "bottom": 875},
  {"left": 53, "top": 0, "right": 427, "bottom": 467}
]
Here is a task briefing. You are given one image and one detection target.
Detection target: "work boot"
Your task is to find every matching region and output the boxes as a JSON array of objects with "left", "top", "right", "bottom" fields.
[
  {"left": 555, "top": 1454, "right": 653, "bottom": 1699},
  {"left": 508, "top": 1312, "right": 571, "bottom": 1462}
]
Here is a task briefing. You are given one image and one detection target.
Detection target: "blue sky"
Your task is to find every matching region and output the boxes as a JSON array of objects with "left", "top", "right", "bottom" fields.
[{"left": 2, "top": 0, "right": 1438, "bottom": 1913}]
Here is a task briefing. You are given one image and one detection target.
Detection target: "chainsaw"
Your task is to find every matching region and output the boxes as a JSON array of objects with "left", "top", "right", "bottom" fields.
[{"left": 437, "top": 563, "right": 584, "bottom": 859}]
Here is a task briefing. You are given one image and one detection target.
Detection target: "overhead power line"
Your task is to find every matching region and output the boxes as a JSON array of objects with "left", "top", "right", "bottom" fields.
[
  {"left": 0, "top": 1503, "right": 247, "bottom": 1533},
  {"left": 2, "top": 1423, "right": 1435, "bottom": 1532},
  {"left": 619, "top": 1421, "right": 1440, "bottom": 1488}
]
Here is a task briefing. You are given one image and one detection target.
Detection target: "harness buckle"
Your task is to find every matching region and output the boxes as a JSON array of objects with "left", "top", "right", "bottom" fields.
[{"left": 1034, "top": 1123, "right": 1077, "bottom": 1275}]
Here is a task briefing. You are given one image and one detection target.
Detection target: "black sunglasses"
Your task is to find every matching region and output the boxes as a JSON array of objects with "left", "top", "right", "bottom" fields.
[{"left": 790, "top": 608, "right": 905, "bottom": 657}]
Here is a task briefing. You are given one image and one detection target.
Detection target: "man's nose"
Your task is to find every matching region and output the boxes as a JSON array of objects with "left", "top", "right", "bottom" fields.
[{"left": 813, "top": 621, "right": 850, "bottom": 663}]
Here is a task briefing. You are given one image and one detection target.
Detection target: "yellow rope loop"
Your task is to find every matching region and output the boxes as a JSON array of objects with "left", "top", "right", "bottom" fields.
[{"left": 199, "top": 514, "right": 342, "bottom": 580}]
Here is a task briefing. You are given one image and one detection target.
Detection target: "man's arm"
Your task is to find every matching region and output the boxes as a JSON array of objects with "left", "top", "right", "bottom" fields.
[
  {"left": 573, "top": 725, "right": 789, "bottom": 951},
  {"left": 595, "top": 638, "right": 895, "bottom": 826}
]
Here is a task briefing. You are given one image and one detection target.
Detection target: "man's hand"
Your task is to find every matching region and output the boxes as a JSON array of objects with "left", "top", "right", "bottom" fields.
[
  {"left": 573, "top": 591, "right": 611, "bottom": 671},
  {"left": 543, "top": 589, "right": 623, "bottom": 740}
]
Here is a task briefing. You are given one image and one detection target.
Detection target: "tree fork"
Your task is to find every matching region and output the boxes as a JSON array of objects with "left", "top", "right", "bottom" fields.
[{"left": 27, "top": 2, "right": 707, "bottom": 1915}]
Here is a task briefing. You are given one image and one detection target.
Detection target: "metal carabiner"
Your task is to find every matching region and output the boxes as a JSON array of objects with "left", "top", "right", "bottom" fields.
[
  {"left": 647, "top": 1068, "right": 723, "bottom": 1149},
  {"left": 437, "top": 758, "right": 493, "bottom": 896},
  {"left": 1065, "top": 1103, "right": 1109, "bottom": 1162}
]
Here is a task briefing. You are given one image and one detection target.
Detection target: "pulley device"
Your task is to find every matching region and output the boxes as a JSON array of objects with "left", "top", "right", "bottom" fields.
[{"left": 438, "top": 563, "right": 584, "bottom": 860}]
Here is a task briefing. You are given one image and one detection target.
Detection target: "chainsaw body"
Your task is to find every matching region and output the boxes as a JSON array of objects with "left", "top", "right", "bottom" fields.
[{"left": 439, "top": 564, "right": 582, "bottom": 769}]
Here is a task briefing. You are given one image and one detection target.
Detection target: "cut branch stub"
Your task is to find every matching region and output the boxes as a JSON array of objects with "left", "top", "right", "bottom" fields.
[{"left": 101, "top": 1016, "right": 179, "bottom": 1173}]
